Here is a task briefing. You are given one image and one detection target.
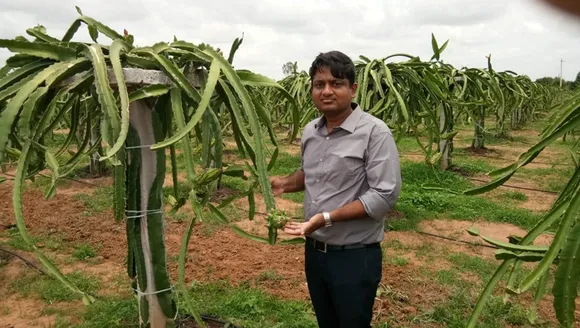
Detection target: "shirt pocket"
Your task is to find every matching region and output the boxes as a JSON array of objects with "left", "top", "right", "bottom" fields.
[{"left": 324, "top": 153, "right": 364, "bottom": 189}]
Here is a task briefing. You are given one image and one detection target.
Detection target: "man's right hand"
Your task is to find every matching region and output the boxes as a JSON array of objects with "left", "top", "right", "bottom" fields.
[{"left": 270, "top": 177, "right": 285, "bottom": 196}]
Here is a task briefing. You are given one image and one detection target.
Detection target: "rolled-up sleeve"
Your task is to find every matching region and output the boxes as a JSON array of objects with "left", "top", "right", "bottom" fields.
[{"left": 358, "top": 128, "right": 402, "bottom": 221}]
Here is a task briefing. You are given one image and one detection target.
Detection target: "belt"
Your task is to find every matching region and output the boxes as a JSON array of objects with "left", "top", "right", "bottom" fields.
[{"left": 306, "top": 236, "right": 380, "bottom": 253}]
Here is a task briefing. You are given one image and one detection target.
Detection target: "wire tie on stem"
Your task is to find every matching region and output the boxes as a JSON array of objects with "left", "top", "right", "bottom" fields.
[
  {"left": 125, "top": 209, "right": 164, "bottom": 219},
  {"left": 132, "top": 285, "right": 174, "bottom": 297},
  {"left": 125, "top": 209, "right": 164, "bottom": 214}
]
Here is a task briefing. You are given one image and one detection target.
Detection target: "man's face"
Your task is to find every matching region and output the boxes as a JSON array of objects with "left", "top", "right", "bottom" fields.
[{"left": 311, "top": 66, "right": 357, "bottom": 115}]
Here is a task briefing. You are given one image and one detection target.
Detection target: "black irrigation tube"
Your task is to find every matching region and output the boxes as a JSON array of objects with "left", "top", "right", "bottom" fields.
[
  {"left": 414, "top": 231, "right": 498, "bottom": 249},
  {"left": 0, "top": 224, "right": 16, "bottom": 230},
  {"left": 176, "top": 314, "right": 240, "bottom": 328},
  {"left": 467, "top": 177, "right": 559, "bottom": 194},
  {"left": 467, "top": 155, "right": 572, "bottom": 167},
  {"left": 0, "top": 247, "right": 46, "bottom": 275},
  {"left": 404, "top": 152, "right": 573, "bottom": 167},
  {"left": 1, "top": 172, "right": 98, "bottom": 186}
]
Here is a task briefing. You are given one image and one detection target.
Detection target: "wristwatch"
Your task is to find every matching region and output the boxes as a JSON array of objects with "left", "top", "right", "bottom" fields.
[{"left": 322, "top": 212, "right": 332, "bottom": 227}]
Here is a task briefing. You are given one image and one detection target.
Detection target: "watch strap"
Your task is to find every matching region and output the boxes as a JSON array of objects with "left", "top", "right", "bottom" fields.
[{"left": 323, "top": 212, "right": 331, "bottom": 227}]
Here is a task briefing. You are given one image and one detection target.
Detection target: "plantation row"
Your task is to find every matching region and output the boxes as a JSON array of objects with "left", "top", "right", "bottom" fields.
[
  {"left": 0, "top": 9, "right": 579, "bottom": 328},
  {"left": 269, "top": 36, "right": 570, "bottom": 169}
]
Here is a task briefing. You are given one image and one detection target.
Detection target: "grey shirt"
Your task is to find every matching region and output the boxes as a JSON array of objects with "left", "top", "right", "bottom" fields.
[{"left": 300, "top": 103, "right": 401, "bottom": 245}]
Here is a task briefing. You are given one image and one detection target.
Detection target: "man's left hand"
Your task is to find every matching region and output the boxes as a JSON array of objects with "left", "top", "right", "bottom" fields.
[{"left": 283, "top": 213, "right": 325, "bottom": 236}]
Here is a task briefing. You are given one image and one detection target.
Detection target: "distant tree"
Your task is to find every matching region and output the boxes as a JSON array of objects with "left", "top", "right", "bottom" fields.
[
  {"left": 536, "top": 76, "right": 574, "bottom": 89},
  {"left": 282, "top": 61, "right": 298, "bottom": 76},
  {"left": 536, "top": 76, "right": 559, "bottom": 86},
  {"left": 573, "top": 71, "right": 580, "bottom": 89}
]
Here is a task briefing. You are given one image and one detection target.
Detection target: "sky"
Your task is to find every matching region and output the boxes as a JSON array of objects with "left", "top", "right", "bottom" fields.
[{"left": 1, "top": 0, "right": 580, "bottom": 81}]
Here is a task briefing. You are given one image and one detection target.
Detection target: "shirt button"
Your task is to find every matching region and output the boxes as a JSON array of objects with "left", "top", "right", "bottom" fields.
[
  {"left": 326, "top": 137, "right": 329, "bottom": 140},
  {"left": 319, "top": 158, "right": 323, "bottom": 162}
]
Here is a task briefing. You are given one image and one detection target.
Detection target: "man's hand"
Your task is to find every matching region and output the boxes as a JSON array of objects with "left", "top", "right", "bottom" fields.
[
  {"left": 270, "top": 177, "right": 285, "bottom": 196},
  {"left": 283, "top": 213, "right": 325, "bottom": 236},
  {"left": 269, "top": 170, "right": 305, "bottom": 196}
]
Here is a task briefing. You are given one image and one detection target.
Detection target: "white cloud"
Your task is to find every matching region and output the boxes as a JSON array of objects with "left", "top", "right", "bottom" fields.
[
  {"left": 0, "top": 0, "right": 579, "bottom": 82},
  {"left": 524, "top": 22, "right": 546, "bottom": 33}
]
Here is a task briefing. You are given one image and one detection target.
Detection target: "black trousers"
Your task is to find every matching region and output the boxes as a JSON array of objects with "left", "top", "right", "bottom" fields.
[{"left": 304, "top": 239, "right": 382, "bottom": 328}]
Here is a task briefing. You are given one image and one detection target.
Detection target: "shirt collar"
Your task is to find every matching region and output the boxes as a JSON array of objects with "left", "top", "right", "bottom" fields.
[{"left": 314, "top": 103, "right": 363, "bottom": 133}]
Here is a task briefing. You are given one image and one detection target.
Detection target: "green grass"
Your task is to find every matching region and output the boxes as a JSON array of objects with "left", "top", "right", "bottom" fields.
[
  {"left": 390, "top": 161, "right": 542, "bottom": 231},
  {"left": 11, "top": 271, "right": 100, "bottom": 303},
  {"left": 414, "top": 243, "right": 435, "bottom": 260},
  {"left": 178, "top": 280, "right": 318, "bottom": 328},
  {"left": 516, "top": 165, "right": 575, "bottom": 192},
  {"left": 72, "top": 296, "right": 138, "bottom": 328},
  {"left": 419, "top": 255, "right": 541, "bottom": 327},
  {"left": 45, "top": 132, "right": 69, "bottom": 149},
  {"left": 200, "top": 204, "right": 245, "bottom": 236},
  {"left": 482, "top": 131, "right": 532, "bottom": 146},
  {"left": 69, "top": 280, "right": 317, "bottom": 327},
  {"left": 395, "top": 135, "right": 423, "bottom": 153},
  {"left": 436, "top": 269, "right": 464, "bottom": 286},
  {"left": 72, "top": 243, "right": 97, "bottom": 261},
  {"left": 424, "top": 292, "right": 533, "bottom": 327},
  {"left": 40, "top": 307, "right": 81, "bottom": 328},
  {"left": 256, "top": 270, "right": 284, "bottom": 284},
  {"left": 504, "top": 191, "right": 528, "bottom": 201},
  {"left": 382, "top": 239, "right": 410, "bottom": 251},
  {"left": 30, "top": 174, "right": 73, "bottom": 191},
  {"left": 220, "top": 174, "right": 251, "bottom": 193},
  {"left": 447, "top": 253, "right": 496, "bottom": 281},
  {"left": 419, "top": 259, "right": 549, "bottom": 328},
  {"left": 2, "top": 227, "right": 62, "bottom": 252},
  {"left": 73, "top": 186, "right": 114, "bottom": 216},
  {"left": 449, "top": 157, "right": 497, "bottom": 175},
  {"left": 162, "top": 145, "right": 544, "bottom": 234},
  {"left": 390, "top": 256, "right": 409, "bottom": 266}
]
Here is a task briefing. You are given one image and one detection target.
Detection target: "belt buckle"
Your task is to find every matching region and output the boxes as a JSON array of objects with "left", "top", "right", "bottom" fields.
[{"left": 316, "top": 239, "right": 327, "bottom": 253}]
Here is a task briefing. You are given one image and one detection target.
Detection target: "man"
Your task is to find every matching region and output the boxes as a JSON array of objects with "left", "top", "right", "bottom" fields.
[{"left": 270, "top": 50, "right": 402, "bottom": 328}]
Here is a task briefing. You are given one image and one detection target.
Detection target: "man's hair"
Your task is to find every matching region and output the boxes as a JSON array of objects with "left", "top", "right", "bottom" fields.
[{"left": 308, "top": 51, "right": 356, "bottom": 86}]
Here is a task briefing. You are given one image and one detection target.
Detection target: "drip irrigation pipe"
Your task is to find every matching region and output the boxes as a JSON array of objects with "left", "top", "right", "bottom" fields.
[
  {"left": 403, "top": 152, "right": 573, "bottom": 167},
  {"left": 1, "top": 172, "right": 98, "bottom": 186},
  {"left": 413, "top": 231, "right": 498, "bottom": 249},
  {"left": 467, "top": 177, "right": 559, "bottom": 194},
  {"left": 0, "top": 247, "right": 46, "bottom": 275}
]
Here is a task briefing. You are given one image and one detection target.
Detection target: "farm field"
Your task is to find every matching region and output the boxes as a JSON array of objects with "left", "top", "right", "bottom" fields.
[
  {"left": 1, "top": 9, "right": 580, "bottom": 328},
  {"left": 1, "top": 117, "right": 576, "bottom": 328}
]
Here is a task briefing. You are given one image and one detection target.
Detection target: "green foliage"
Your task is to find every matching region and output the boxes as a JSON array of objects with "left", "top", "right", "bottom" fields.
[
  {"left": 0, "top": 4, "right": 576, "bottom": 327},
  {"left": 536, "top": 76, "right": 575, "bottom": 90},
  {"left": 464, "top": 86, "right": 580, "bottom": 327},
  {"left": 0, "top": 6, "right": 297, "bottom": 325}
]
